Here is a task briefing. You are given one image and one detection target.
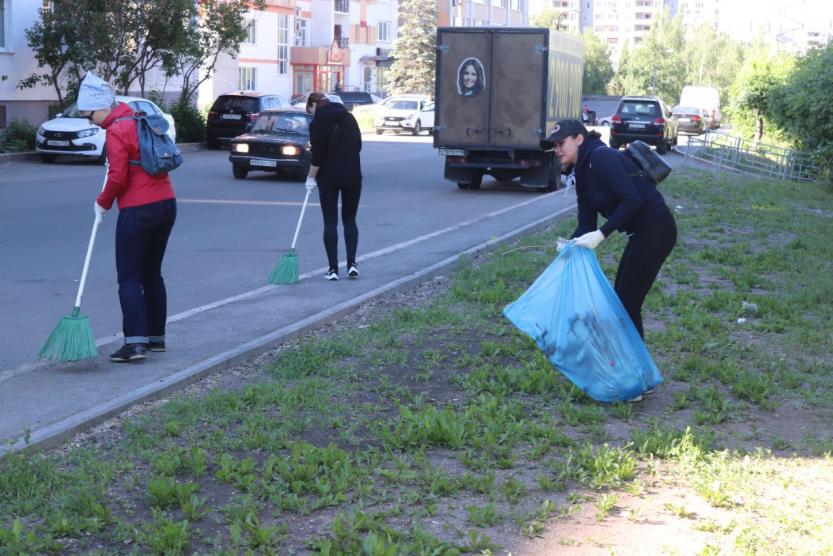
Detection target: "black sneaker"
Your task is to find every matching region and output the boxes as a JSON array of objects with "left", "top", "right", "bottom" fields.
[
  {"left": 148, "top": 341, "right": 166, "bottom": 352},
  {"left": 325, "top": 268, "right": 339, "bottom": 281},
  {"left": 110, "top": 343, "right": 147, "bottom": 363},
  {"left": 347, "top": 264, "right": 359, "bottom": 279}
]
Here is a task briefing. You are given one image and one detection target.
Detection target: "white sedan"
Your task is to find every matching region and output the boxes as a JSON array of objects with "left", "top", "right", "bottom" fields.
[{"left": 35, "top": 96, "right": 177, "bottom": 163}]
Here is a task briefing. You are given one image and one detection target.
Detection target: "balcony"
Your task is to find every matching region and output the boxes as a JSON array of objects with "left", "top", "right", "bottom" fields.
[
  {"left": 334, "top": 0, "right": 349, "bottom": 13},
  {"left": 337, "top": 37, "right": 350, "bottom": 48}
]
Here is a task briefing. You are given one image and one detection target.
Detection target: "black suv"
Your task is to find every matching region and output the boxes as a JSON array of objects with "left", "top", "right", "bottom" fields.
[
  {"left": 328, "top": 91, "right": 376, "bottom": 111},
  {"left": 206, "top": 92, "right": 287, "bottom": 148},
  {"left": 609, "top": 96, "right": 678, "bottom": 154}
]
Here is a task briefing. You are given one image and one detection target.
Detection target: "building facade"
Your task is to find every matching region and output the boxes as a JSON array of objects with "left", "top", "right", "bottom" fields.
[
  {"left": 0, "top": 0, "right": 400, "bottom": 131},
  {"left": 437, "top": 0, "right": 529, "bottom": 28}
]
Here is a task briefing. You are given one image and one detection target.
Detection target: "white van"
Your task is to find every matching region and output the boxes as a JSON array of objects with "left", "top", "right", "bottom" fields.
[{"left": 679, "top": 86, "right": 720, "bottom": 129}]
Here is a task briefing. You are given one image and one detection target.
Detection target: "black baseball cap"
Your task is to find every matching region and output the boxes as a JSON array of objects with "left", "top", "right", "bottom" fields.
[{"left": 540, "top": 119, "right": 588, "bottom": 149}]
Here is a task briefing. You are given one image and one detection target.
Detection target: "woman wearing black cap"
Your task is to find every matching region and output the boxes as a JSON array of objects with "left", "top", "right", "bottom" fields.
[{"left": 542, "top": 119, "right": 677, "bottom": 338}]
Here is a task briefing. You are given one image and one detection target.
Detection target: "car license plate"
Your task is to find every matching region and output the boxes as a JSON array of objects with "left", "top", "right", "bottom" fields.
[
  {"left": 250, "top": 159, "right": 277, "bottom": 167},
  {"left": 222, "top": 114, "right": 242, "bottom": 120},
  {"left": 678, "top": 117, "right": 690, "bottom": 122},
  {"left": 629, "top": 123, "right": 646, "bottom": 129},
  {"left": 46, "top": 140, "right": 70, "bottom": 146},
  {"left": 438, "top": 148, "right": 465, "bottom": 156}
]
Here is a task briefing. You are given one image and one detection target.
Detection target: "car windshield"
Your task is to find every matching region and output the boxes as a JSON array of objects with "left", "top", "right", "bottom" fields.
[
  {"left": 252, "top": 113, "right": 311, "bottom": 134},
  {"left": 619, "top": 101, "right": 659, "bottom": 117},
  {"left": 388, "top": 101, "right": 418, "bottom": 110},
  {"left": 212, "top": 96, "right": 260, "bottom": 112},
  {"left": 673, "top": 106, "right": 699, "bottom": 114}
]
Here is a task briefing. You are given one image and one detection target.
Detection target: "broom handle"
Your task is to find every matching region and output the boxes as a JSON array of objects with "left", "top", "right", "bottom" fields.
[
  {"left": 289, "top": 189, "right": 311, "bottom": 250},
  {"left": 74, "top": 164, "right": 110, "bottom": 309}
]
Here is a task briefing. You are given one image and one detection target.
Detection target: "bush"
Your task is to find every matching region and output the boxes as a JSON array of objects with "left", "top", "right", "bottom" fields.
[
  {"left": 168, "top": 101, "right": 205, "bottom": 144},
  {"left": 1, "top": 120, "right": 37, "bottom": 152}
]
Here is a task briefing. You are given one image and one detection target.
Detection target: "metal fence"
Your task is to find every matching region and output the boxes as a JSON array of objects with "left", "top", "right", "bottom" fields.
[{"left": 683, "top": 130, "right": 817, "bottom": 182}]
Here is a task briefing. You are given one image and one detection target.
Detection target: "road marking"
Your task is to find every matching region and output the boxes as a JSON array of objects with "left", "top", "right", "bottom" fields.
[
  {"left": 0, "top": 192, "right": 576, "bottom": 384},
  {"left": 178, "top": 198, "right": 320, "bottom": 207}
]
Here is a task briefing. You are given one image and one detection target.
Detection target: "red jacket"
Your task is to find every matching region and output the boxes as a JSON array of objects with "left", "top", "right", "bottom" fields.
[{"left": 96, "top": 103, "right": 175, "bottom": 210}]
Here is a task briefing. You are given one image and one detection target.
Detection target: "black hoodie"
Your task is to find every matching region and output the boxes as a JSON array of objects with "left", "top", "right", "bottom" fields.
[
  {"left": 309, "top": 101, "right": 362, "bottom": 184},
  {"left": 572, "top": 137, "right": 670, "bottom": 238}
]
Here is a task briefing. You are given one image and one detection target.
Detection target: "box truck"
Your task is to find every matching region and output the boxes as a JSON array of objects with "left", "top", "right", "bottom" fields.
[
  {"left": 679, "top": 85, "right": 721, "bottom": 129},
  {"left": 433, "top": 27, "right": 583, "bottom": 191}
]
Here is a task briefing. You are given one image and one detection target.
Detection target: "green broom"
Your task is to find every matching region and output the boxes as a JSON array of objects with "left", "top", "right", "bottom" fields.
[
  {"left": 39, "top": 168, "right": 108, "bottom": 361},
  {"left": 268, "top": 189, "right": 312, "bottom": 285}
]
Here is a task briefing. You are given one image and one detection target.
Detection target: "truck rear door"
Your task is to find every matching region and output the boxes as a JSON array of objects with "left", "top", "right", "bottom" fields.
[
  {"left": 490, "top": 31, "right": 547, "bottom": 148},
  {"left": 434, "top": 29, "right": 492, "bottom": 146}
]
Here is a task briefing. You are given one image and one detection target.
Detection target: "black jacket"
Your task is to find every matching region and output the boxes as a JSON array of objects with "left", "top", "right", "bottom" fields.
[
  {"left": 309, "top": 101, "right": 362, "bottom": 185},
  {"left": 572, "top": 137, "right": 671, "bottom": 238}
]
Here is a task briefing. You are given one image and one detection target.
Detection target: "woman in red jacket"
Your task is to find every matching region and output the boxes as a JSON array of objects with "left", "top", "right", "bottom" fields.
[{"left": 78, "top": 73, "right": 177, "bottom": 363}]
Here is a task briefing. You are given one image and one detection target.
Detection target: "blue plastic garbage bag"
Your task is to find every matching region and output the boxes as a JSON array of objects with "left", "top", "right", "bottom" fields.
[{"left": 503, "top": 243, "right": 662, "bottom": 402}]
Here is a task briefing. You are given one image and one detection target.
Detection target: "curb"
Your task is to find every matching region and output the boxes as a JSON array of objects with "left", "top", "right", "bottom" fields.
[
  {"left": 4, "top": 203, "right": 576, "bottom": 455},
  {"left": 0, "top": 142, "right": 208, "bottom": 164}
]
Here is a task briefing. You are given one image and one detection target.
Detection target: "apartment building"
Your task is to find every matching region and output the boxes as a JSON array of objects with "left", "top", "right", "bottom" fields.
[
  {"left": 0, "top": 0, "right": 399, "bottom": 132},
  {"left": 437, "top": 0, "right": 529, "bottom": 28}
]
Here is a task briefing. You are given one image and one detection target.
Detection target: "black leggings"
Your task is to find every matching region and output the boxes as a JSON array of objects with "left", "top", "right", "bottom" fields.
[
  {"left": 318, "top": 183, "right": 361, "bottom": 270},
  {"left": 614, "top": 210, "right": 677, "bottom": 337}
]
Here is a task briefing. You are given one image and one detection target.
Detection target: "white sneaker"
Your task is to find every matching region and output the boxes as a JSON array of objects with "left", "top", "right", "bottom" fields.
[
  {"left": 325, "top": 268, "right": 339, "bottom": 281},
  {"left": 347, "top": 264, "right": 359, "bottom": 278}
]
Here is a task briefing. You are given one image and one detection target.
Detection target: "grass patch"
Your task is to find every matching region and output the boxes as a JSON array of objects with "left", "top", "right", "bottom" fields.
[{"left": 2, "top": 169, "right": 833, "bottom": 553}]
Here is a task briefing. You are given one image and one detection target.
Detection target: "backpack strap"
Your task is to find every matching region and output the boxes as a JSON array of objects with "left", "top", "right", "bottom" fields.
[{"left": 111, "top": 115, "right": 142, "bottom": 166}]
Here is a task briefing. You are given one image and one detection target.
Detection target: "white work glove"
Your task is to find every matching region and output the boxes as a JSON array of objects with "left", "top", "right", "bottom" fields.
[
  {"left": 556, "top": 237, "right": 569, "bottom": 252},
  {"left": 304, "top": 176, "right": 317, "bottom": 193},
  {"left": 573, "top": 230, "right": 605, "bottom": 250},
  {"left": 94, "top": 202, "right": 107, "bottom": 222}
]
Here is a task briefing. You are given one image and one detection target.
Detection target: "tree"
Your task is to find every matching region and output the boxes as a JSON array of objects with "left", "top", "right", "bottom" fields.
[
  {"left": 681, "top": 23, "right": 744, "bottom": 111},
  {"left": 769, "top": 43, "right": 833, "bottom": 177},
  {"left": 531, "top": 6, "right": 561, "bottom": 29},
  {"left": 730, "top": 52, "right": 794, "bottom": 142},
  {"left": 21, "top": 0, "right": 257, "bottom": 107},
  {"left": 581, "top": 31, "right": 614, "bottom": 95},
  {"left": 389, "top": 0, "right": 437, "bottom": 96},
  {"left": 616, "top": 11, "right": 687, "bottom": 103}
]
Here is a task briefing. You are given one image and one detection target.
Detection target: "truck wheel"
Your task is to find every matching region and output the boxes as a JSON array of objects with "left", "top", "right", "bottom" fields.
[
  {"left": 468, "top": 173, "right": 482, "bottom": 190},
  {"left": 376, "top": 129, "right": 384, "bottom": 135},
  {"left": 232, "top": 165, "right": 248, "bottom": 179},
  {"left": 412, "top": 120, "right": 422, "bottom": 136}
]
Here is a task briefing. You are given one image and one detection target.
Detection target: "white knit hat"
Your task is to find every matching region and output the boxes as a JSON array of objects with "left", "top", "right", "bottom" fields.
[{"left": 76, "top": 72, "right": 115, "bottom": 111}]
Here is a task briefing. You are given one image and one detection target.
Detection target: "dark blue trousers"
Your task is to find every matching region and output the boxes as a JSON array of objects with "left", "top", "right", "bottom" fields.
[{"left": 115, "top": 199, "right": 176, "bottom": 344}]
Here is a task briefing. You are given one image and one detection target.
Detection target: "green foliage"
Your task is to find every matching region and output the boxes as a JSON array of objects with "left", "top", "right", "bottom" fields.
[
  {"left": 22, "top": 0, "right": 260, "bottom": 105},
  {"left": 682, "top": 23, "right": 744, "bottom": 109},
  {"left": 769, "top": 42, "right": 833, "bottom": 179},
  {"left": 1, "top": 120, "right": 37, "bottom": 152},
  {"left": 728, "top": 51, "right": 794, "bottom": 141},
  {"left": 614, "top": 10, "right": 687, "bottom": 103},
  {"left": 389, "top": 0, "right": 437, "bottom": 96},
  {"left": 167, "top": 100, "right": 206, "bottom": 143},
  {"left": 582, "top": 30, "right": 615, "bottom": 94}
]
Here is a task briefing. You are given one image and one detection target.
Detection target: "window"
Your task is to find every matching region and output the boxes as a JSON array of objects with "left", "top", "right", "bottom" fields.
[
  {"left": 0, "top": 0, "right": 6, "bottom": 49},
  {"left": 239, "top": 67, "right": 256, "bottom": 90},
  {"left": 378, "top": 21, "right": 391, "bottom": 42},
  {"left": 295, "top": 16, "right": 308, "bottom": 46},
  {"left": 0, "top": 105, "right": 6, "bottom": 128},
  {"left": 245, "top": 19, "right": 256, "bottom": 44},
  {"left": 277, "top": 14, "right": 289, "bottom": 75}
]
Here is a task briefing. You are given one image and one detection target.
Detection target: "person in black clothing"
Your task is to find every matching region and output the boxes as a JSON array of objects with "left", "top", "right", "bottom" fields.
[
  {"left": 542, "top": 119, "right": 677, "bottom": 338},
  {"left": 305, "top": 92, "right": 363, "bottom": 281}
]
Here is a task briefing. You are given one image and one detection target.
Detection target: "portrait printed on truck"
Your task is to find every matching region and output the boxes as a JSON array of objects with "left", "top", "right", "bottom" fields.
[{"left": 457, "top": 57, "right": 486, "bottom": 97}]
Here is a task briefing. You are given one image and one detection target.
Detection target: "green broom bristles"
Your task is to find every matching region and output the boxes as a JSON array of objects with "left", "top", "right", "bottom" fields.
[
  {"left": 268, "top": 249, "right": 299, "bottom": 284},
  {"left": 39, "top": 306, "right": 98, "bottom": 362}
]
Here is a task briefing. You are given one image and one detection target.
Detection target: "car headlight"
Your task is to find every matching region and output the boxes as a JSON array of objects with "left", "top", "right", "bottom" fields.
[
  {"left": 281, "top": 145, "right": 300, "bottom": 156},
  {"left": 37, "top": 126, "right": 45, "bottom": 136},
  {"left": 76, "top": 128, "right": 99, "bottom": 138},
  {"left": 233, "top": 143, "right": 249, "bottom": 153}
]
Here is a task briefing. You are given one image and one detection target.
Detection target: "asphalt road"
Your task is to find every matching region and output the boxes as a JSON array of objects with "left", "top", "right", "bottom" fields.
[{"left": 0, "top": 135, "right": 563, "bottom": 373}]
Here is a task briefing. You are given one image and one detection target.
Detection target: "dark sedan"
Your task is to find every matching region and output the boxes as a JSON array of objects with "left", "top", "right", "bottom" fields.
[
  {"left": 228, "top": 110, "right": 312, "bottom": 180},
  {"left": 672, "top": 105, "right": 707, "bottom": 135}
]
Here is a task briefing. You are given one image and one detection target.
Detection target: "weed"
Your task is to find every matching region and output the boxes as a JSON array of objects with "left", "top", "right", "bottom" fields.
[
  {"left": 595, "top": 493, "right": 618, "bottom": 521},
  {"left": 466, "top": 503, "right": 500, "bottom": 527}
]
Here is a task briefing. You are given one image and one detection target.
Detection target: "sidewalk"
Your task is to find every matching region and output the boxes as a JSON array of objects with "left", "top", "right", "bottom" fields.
[{"left": 0, "top": 189, "right": 578, "bottom": 454}]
